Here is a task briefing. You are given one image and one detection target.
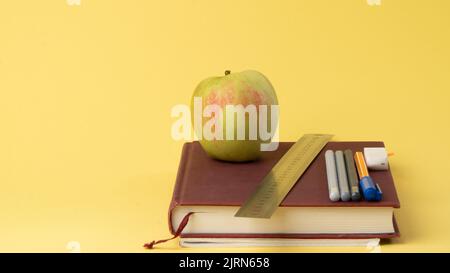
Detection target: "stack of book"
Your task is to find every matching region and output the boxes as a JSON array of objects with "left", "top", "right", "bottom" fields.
[{"left": 168, "top": 141, "right": 400, "bottom": 247}]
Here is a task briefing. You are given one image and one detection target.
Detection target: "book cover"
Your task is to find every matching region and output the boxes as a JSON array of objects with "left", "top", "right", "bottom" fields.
[{"left": 169, "top": 141, "right": 400, "bottom": 238}]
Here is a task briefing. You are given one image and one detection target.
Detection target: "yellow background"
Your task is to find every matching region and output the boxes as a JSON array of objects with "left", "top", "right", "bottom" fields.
[{"left": 1, "top": 0, "right": 449, "bottom": 252}]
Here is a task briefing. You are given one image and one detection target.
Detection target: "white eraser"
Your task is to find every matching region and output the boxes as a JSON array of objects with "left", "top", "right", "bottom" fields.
[{"left": 364, "top": 147, "right": 389, "bottom": 171}]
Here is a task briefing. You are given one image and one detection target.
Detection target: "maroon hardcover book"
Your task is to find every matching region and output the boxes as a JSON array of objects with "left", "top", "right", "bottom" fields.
[{"left": 169, "top": 141, "right": 400, "bottom": 239}]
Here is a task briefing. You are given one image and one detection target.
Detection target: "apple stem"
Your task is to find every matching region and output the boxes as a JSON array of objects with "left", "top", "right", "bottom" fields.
[{"left": 225, "top": 70, "right": 231, "bottom": 75}]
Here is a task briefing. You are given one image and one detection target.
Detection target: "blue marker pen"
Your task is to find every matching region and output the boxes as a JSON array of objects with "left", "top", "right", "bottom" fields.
[{"left": 354, "top": 152, "right": 382, "bottom": 201}]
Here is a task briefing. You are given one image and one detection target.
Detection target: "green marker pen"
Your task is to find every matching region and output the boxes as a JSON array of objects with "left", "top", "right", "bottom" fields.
[{"left": 344, "top": 149, "right": 361, "bottom": 201}]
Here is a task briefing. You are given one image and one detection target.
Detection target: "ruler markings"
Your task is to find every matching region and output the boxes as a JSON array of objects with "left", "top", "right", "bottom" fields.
[{"left": 234, "top": 134, "right": 333, "bottom": 218}]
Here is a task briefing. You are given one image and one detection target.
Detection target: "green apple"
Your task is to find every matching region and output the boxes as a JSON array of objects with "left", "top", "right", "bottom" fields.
[{"left": 191, "top": 70, "right": 278, "bottom": 162}]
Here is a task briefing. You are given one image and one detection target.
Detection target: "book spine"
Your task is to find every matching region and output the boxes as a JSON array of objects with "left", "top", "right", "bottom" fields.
[{"left": 168, "top": 142, "right": 191, "bottom": 234}]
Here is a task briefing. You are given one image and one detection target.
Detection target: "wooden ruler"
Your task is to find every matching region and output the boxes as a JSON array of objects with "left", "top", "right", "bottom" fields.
[{"left": 234, "top": 134, "right": 333, "bottom": 219}]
